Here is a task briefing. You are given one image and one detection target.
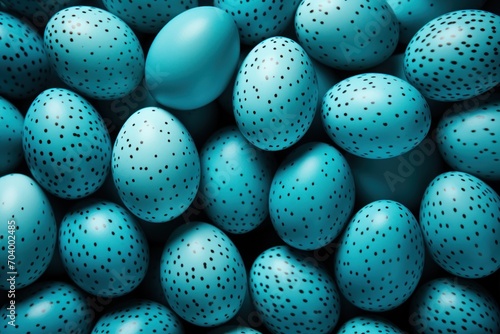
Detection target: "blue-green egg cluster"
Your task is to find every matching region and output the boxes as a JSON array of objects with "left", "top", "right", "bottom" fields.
[{"left": 1, "top": 1, "right": 499, "bottom": 333}]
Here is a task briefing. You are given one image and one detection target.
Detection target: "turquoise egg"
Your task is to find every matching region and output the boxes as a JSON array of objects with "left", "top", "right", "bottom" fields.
[
  {"left": 0, "top": 11, "right": 51, "bottom": 99},
  {"left": 404, "top": 9, "right": 500, "bottom": 102},
  {"left": 334, "top": 200, "right": 425, "bottom": 312},
  {"left": 44, "top": 6, "right": 145, "bottom": 100},
  {"left": 295, "top": 0, "right": 399, "bottom": 70},
  {"left": 0, "top": 173, "right": 57, "bottom": 289},
  {"left": 0, "top": 281, "right": 93, "bottom": 333},
  {"left": 437, "top": 98, "right": 500, "bottom": 181},
  {"left": 160, "top": 222, "right": 247, "bottom": 327},
  {"left": 233, "top": 36, "right": 318, "bottom": 151},
  {"left": 59, "top": 199, "right": 149, "bottom": 297},
  {"left": 22, "top": 88, "right": 112, "bottom": 199},
  {"left": 410, "top": 277, "right": 500, "bottom": 334},
  {"left": 419, "top": 171, "right": 500, "bottom": 278},
  {"left": 111, "top": 107, "right": 200, "bottom": 223},
  {"left": 199, "top": 126, "right": 275, "bottom": 234},
  {"left": 145, "top": 6, "right": 240, "bottom": 110},
  {"left": 269, "top": 142, "right": 355, "bottom": 250},
  {"left": 249, "top": 245, "right": 341, "bottom": 334},
  {"left": 321, "top": 73, "right": 431, "bottom": 159}
]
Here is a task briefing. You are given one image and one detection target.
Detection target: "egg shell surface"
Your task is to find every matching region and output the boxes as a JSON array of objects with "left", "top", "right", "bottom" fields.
[
  {"left": 145, "top": 6, "right": 240, "bottom": 110},
  {"left": 233, "top": 36, "right": 318, "bottom": 151},
  {"left": 111, "top": 106, "right": 200, "bottom": 223}
]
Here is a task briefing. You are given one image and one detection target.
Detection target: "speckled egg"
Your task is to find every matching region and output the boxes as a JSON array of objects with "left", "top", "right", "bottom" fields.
[
  {"left": 215, "top": 0, "right": 300, "bottom": 45},
  {"left": 145, "top": 6, "right": 240, "bottom": 110},
  {"left": 322, "top": 73, "right": 431, "bottom": 159},
  {"left": 337, "top": 316, "right": 403, "bottom": 333},
  {"left": 0, "top": 96, "right": 24, "bottom": 175},
  {"left": 269, "top": 142, "right": 355, "bottom": 250},
  {"left": 249, "top": 245, "right": 341, "bottom": 334},
  {"left": 22, "top": 88, "right": 112, "bottom": 199},
  {"left": 0, "top": 11, "right": 51, "bottom": 99},
  {"left": 1, "top": 280, "right": 93, "bottom": 334},
  {"left": 102, "top": 0, "right": 198, "bottom": 34},
  {"left": 160, "top": 222, "right": 247, "bottom": 327},
  {"left": 233, "top": 36, "right": 318, "bottom": 151},
  {"left": 44, "top": 6, "right": 145, "bottom": 100},
  {"left": 111, "top": 107, "right": 200, "bottom": 223},
  {"left": 91, "top": 299, "right": 184, "bottom": 333},
  {"left": 436, "top": 97, "right": 500, "bottom": 180},
  {"left": 59, "top": 199, "right": 149, "bottom": 297},
  {"left": 387, "top": 0, "right": 488, "bottom": 45},
  {"left": 199, "top": 126, "right": 275, "bottom": 234},
  {"left": 334, "top": 200, "right": 425, "bottom": 312},
  {"left": 419, "top": 171, "right": 500, "bottom": 278},
  {"left": 404, "top": 9, "right": 500, "bottom": 102},
  {"left": 0, "top": 173, "right": 57, "bottom": 289},
  {"left": 294, "top": 0, "right": 399, "bottom": 70},
  {"left": 409, "top": 277, "right": 500, "bottom": 334}
]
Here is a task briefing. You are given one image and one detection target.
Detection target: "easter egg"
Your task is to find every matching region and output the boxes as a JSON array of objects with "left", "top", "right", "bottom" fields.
[
  {"left": 436, "top": 98, "right": 500, "bottom": 180},
  {"left": 59, "top": 199, "right": 149, "bottom": 297},
  {"left": 0, "top": 11, "right": 51, "bottom": 99},
  {"left": 419, "top": 171, "right": 500, "bottom": 278},
  {"left": 337, "top": 316, "right": 403, "bottom": 333},
  {"left": 145, "top": 6, "right": 240, "bottom": 110},
  {"left": 22, "top": 88, "right": 112, "bottom": 199},
  {"left": 102, "top": 0, "right": 198, "bottom": 34},
  {"left": 334, "top": 200, "right": 425, "bottom": 312},
  {"left": 44, "top": 6, "right": 145, "bottom": 100},
  {"left": 249, "top": 245, "right": 341, "bottom": 334},
  {"left": 0, "top": 96, "right": 24, "bottom": 175},
  {"left": 269, "top": 142, "right": 355, "bottom": 250},
  {"left": 0, "top": 173, "right": 57, "bottom": 289},
  {"left": 404, "top": 9, "right": 500, "bottom": 102},
  {"left": 0, "top": 281, "right": 93, "bottom": 333},
  {"left": 160, "top": 222, "right": 247, "bottom": 327},
  {"left": 214, "top": 0, "right": 300, "bottom": 45},
  {"left": 409, "top": 277, "right": 500, "bottom": 334},
  {"left": 321, "top": 73, "right": 431, "bottom": 159},
  {"left": 387, "top": 0, "right": 488, "bottom": 45},
  {"left": 233, "top": 36, "right": 318, "bottom": 151},
  {"left": 91, "top": 299, "right": 184, "bottom": 333},
  {"left": 294, "top": 0, "right": 399, "bottom": 70},
  {"left": 111, "top": 107, "right": 200, "bottom": 223},
  {"left": 199, "top": 126, "right": 275, "bottom": 234}
]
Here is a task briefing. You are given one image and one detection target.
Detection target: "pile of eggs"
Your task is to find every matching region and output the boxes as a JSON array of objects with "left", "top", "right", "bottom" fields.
[{"left": 1, "top": 0, "right": 499, "bottom": 333}]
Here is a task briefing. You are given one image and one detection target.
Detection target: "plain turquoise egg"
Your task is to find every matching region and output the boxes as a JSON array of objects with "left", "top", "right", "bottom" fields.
[{"left": 145, "top": 6, "right": 240, "bottom": 110}]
